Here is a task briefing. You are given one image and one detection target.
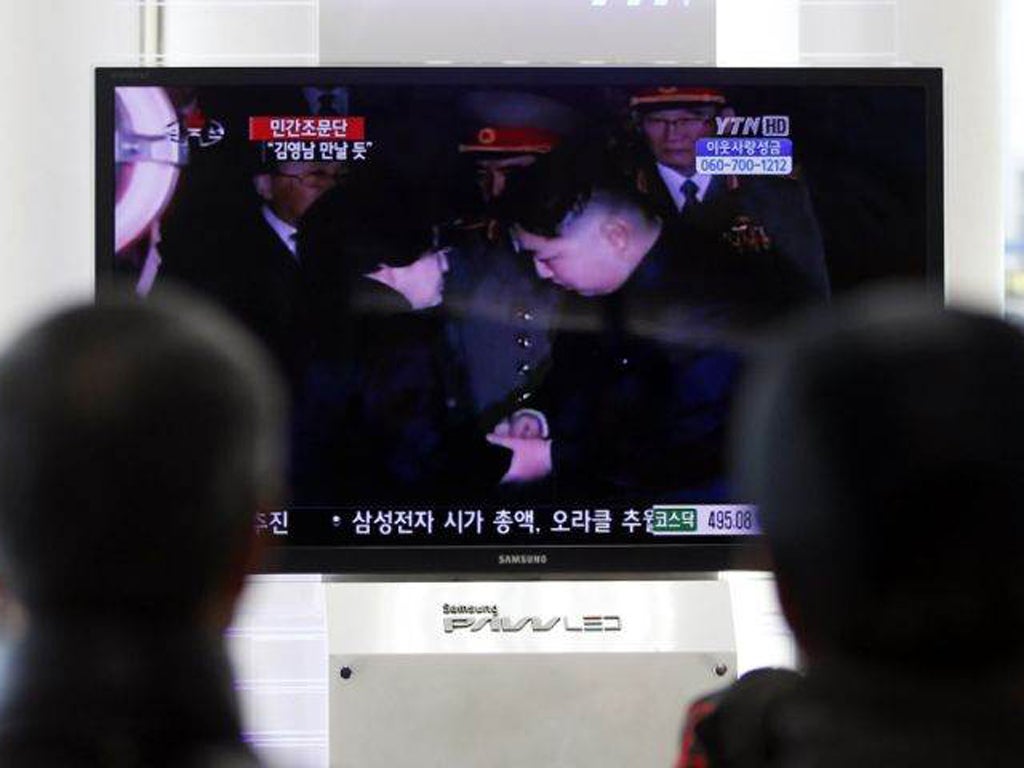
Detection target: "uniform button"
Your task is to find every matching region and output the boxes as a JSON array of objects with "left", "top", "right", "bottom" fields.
[
  {"left": 515, "top": 334, "right": 533, "bottom": 349},
  {"left": 517, "top": 309, "right": 534, "bottom": 322},
  {"left": 620, "top": 357, "right": 630, "bottom": 367},
  {"left": 517, "top": 391, "right": 533, "bottom": 403},
  {"left": 517, "top": 362, "right": 532, "bottom": 375}
]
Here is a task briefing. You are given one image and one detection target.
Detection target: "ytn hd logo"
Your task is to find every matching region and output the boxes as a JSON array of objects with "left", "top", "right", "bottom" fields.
[{"left": 715, "top": 115, "right": 790, "bottom": 137}]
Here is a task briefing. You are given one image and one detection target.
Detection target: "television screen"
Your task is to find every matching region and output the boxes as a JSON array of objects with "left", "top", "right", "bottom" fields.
[{"left": 96, "top": 67, "right": 942, "bottom": 573}]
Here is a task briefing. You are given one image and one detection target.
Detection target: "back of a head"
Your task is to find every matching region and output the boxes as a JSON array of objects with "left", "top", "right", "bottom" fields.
[
  {"left": 734, "top": 289, "right": 1024, "bottom": 673},
  {"left": 0, "top": 289, "right": 286, "bottom": 626}
]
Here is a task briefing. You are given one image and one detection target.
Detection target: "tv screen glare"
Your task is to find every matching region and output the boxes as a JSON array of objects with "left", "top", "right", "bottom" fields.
[{"left": 97, "top": 67, "right": 943, "bottom": 573}]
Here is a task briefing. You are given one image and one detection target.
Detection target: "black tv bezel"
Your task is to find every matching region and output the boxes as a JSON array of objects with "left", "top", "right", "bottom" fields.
[{"left": 95, "top": 66, "right": 944, "bottom": 576}]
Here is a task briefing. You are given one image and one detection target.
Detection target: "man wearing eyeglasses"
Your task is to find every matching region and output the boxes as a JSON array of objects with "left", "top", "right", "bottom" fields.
[
  {"left": 631, "top": 87, "right": 830, "bottom": 299},
  {"left": 253, "top": 160, "right": 348, "bottom": 252},
  {"left": 635, "top": 88, "right": 722, "bottom": 216}
]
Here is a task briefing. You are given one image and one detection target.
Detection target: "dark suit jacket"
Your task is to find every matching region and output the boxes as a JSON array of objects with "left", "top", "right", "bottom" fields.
[
  {"left": 290, "top": 279, "right": 508, "bottom": 506},
  {"left": 0, "top": 624, "right": 260, "bottom": 767},
  {"left": 157, "top": 207, "right": 301, "bottom": 374}
]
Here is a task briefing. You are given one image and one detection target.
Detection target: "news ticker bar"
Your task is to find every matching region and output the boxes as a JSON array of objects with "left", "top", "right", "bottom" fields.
[{"left": 257, "top": 505, "right": 761, "bottom": 539}]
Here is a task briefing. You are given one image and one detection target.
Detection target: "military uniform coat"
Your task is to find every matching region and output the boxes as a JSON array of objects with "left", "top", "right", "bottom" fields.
[
  {"left": 443, "top": 227, "right": 562, "bottom": 426},
  {"left": 638, "top": 162, "right": 831, "bottom": 300}
]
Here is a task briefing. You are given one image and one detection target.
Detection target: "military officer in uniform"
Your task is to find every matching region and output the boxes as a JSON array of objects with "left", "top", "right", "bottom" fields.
[
  {"left": 441, "top": 91, "right": 578, "bottom": 427},
  {"left": 630, "top": 86, "right": 831, "bottom": 299}
]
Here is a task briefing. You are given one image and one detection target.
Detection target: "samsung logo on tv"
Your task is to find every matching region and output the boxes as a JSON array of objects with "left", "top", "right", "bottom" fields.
[{"left": 498, "top": 553, "right": 548, "bottom": 566}]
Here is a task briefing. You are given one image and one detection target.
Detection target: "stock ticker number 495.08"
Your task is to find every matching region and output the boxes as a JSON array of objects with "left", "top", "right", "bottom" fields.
[{"left": 706, "top": 508, "right": 757, "bottom": 531}]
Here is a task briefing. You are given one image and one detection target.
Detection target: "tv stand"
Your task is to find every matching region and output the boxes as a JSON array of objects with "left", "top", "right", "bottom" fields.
[
  {"left": 229, "top": 575, "right": 774, "bottom": 768},
  {"left": 325, "top": 578, "right": 733, "bottom": 768}
]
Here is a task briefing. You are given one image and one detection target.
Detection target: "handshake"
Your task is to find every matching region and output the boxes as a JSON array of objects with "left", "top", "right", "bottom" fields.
[{"left": 486, "top": 408, "right": 553, "bottom": 483}]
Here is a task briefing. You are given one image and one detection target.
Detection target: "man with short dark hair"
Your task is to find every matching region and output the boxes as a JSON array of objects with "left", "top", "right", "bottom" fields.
[
  {"left": 0, "top": 290, "right": 285, "bottom": 766},
  {"left": 490, "top": 147, "right": 809, "bottom": 496},
  {"left": 676, "top": 292, "right": 1024, "bottom": 767}
]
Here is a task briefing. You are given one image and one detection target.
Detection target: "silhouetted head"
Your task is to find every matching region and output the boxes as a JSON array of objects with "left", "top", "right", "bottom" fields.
[
  {"left": 734, "top": 289, "right": 1024, "bottom": 674},
  {"left": 0, "top": 288, "right": 286, "bottom": 630}
]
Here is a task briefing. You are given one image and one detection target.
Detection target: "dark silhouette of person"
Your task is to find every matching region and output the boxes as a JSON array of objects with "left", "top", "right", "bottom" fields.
[
  {"left": 289, "top": 186, "right": 508, "bottom": 505},
  {"left": 0, "top": 288, "right": 286, "bottom": 767},
  {"left": 675, "top": 289, "right": 1024, "bottom": 767},
  {"left": 156, "top": 153, "right": 349, "bottom": 376}
]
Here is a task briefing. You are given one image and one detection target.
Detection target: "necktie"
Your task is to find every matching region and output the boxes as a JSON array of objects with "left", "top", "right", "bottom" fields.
[{"left": 681, "top": 179, "right": 700, "bottom": 212}]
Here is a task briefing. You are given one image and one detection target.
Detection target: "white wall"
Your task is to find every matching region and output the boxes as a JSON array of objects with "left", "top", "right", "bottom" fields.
[
  {"left": 161, "top": 0, "right": 317, "bottom": 66},
  {"left": 717, "top": 0, "right": 799, "bottom": 65},
  {"left": 1002, "top": 0, "right": 1022, "bottom": 247},
  {"left": 318, "top": 0, "right": 715, "bottom": 65},
  {"left": 896, "top": 0, "right": 1004, "bottom": 311},
  {"left": 0, "top": 1, "right": 136, "bottom": 349}
]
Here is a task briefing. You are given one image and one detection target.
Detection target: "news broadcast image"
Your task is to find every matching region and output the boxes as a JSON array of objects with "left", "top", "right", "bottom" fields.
[{"left": 109, "top": 79, "right": 931, "bottom": 555}]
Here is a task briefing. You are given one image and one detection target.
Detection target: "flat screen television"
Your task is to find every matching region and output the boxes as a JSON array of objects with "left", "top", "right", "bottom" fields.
[{"left": 96, "top": 67, "right": 943, "bottom": 574}]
